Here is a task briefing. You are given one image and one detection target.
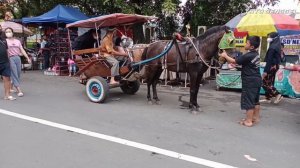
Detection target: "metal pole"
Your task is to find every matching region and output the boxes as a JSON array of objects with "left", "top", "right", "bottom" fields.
[
  {"left": 124, "top": 25, "right": 127, "bottom": 36},
  {"left": 259, "top": 36, "right": 262, "bottom": 56},
  {"left": 67, "top": 28, "right": 73, "bottom": 59},
  {"left": 95, "top": 23, "right": 100, "bottom": 47}
]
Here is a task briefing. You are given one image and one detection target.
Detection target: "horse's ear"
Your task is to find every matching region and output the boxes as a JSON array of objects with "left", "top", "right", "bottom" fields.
[{"left": 225, "top": 26, "right": 231, "bottom": 33}]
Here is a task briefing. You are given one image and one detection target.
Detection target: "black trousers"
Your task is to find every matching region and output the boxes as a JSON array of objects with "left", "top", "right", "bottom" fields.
[
  {"left": 43, "top": 54, "right": 50, "bottom": 70},
  {"left": 262, "top": 66, "right": 280, "bottom": 99},
  {"left": 241, "top": 87, "right": 261, "bottom": 110}
]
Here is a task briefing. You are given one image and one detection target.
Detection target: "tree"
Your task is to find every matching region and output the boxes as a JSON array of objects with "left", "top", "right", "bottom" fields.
[
  {"left": 4, "top": 0, "right": 279, "bottom": 39},
  {"left": 180, "top": 0, "right": 280, "bottom": 36}
]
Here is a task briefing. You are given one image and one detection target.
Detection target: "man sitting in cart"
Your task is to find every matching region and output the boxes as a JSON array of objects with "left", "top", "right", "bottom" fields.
[{"left": 100, "top": 27, "right": 129, "bottom": 85}]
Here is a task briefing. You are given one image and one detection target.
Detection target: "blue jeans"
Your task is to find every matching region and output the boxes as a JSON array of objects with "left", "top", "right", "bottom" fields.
[
  {"left": 9, "top": 56, "right": 21, "bottom": 87},
  {"left": 69, "top": 64, "right": 76, "bottom": 74}
]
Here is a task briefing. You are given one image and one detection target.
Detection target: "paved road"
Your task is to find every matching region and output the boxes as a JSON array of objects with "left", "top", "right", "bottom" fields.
[{"left": 0, "top": 71, "right": 299, "bottom": 168}]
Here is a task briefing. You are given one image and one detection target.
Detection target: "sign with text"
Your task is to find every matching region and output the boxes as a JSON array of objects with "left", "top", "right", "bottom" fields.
[
  {"left": 234, "top": 31, "right": 248, "bottom": 47},
  {"left": 281, "top": 35, "right": 300, "bottom": 55}
]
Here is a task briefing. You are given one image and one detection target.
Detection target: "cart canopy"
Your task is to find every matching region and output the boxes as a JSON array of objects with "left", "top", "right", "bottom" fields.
[{"left": 66, "top": 13, "right": 157, "bottom": 28}]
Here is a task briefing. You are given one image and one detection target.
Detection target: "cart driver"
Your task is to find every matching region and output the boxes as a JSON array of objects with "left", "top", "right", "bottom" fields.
[{"left": 100, "top": 27, "right": 129, "bottom": 85}]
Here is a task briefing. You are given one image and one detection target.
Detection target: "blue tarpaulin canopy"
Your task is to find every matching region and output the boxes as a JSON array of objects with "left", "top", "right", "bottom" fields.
[{"left": 22, "top": 4, "right": 89, "bottom": 24}]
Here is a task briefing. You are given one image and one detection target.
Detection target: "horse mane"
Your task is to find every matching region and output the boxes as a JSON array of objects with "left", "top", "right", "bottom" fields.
[
  {"left": 142, "top": 25, "right": 228, "bottom": 62},
  {"left": 196, "top": 25, "right": 227, "bottom": 41},
  {"left": 194, "top": 25, "right": 228, "bottom": 57}
]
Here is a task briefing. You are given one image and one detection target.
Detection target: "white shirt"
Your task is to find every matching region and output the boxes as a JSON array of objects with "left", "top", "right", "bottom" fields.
[{"left": 41, "top": 40, "right": 47, "bottom": 49}]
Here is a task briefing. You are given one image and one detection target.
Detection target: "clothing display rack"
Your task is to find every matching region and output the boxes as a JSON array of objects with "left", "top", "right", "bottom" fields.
[{"left": 50, "top": 28, "right": 77, "bottom": 76}]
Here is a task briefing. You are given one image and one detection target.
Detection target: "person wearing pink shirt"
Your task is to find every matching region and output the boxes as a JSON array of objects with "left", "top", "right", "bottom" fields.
[
  {"left": 67, "top": 57, "right": 76, "bottom": 76},
  {"left": 5, "top": 28, "right": 31, "bottom": 97},
  {"left": 0, "top": 25, "right": 15, "bottom": 100}
]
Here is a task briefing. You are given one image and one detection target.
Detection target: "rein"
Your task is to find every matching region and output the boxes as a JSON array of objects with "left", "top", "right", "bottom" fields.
[
  {"left": 131, "top": 40, "right": 175, "bottom": 67},
  {"left": 186, "top": 37, "right": 221, "bottom": 72}
]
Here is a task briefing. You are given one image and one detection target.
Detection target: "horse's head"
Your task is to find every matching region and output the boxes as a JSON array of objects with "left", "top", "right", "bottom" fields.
[
  {"left": 195, "top": 25, "right": 236, "bottom": 63},
  {"left": 217, "top": 28, "right": 237, "bottom": 64}
]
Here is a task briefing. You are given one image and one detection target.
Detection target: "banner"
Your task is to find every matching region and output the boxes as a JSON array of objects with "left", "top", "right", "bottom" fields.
[
  {"left": 216, "top": 68, "right": 300, "bottom": 98},
  {"left": 281, "top": 34, "right": 300, "bottom": 55},
  {"left": 234, "top": 31, "right": 248, "bottom": 47}
]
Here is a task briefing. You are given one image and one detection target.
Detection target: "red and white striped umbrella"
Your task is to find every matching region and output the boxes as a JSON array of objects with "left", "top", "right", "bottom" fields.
[{"left": 0, "top": 21, "right": 33, "bottom": 36}]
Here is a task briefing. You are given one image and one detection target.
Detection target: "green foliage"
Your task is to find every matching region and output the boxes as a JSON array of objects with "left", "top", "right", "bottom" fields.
[
  {"left": 187, "top": 0, "right": 279, "bottom": 36},
  {"left": 162, "top": 0, "right": 177, "bottom": 15},
  {"left": 3, "top": 0, "right": 279, "bottom": 39},
  {"left": 190, "top": 0, "right": 251, "bottom": 27}
]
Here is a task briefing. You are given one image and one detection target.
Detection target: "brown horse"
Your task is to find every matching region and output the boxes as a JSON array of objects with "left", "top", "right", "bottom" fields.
[{"left": 141, "top": 25, "right": 233, "bottom": 113}]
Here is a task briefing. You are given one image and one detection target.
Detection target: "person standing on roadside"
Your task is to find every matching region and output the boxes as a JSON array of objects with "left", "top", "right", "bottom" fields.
[
  {"left": 0, "top": 25, "right": 16, "bottom": 100},
  {"left": 261, "top": 32, "right": 283, "bottom": 104},
  {"left": 5, "top": 27, "right": 31, "bottom": 97},
  {"left": 39, "top": 35, "right": 51, "bottom": 70},
  {"left": 219, "top": 36, "right": 262, "bottom": 127}
]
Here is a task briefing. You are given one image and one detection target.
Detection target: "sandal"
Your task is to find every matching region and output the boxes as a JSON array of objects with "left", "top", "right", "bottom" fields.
[
  {"left": 274, "top": 95, "right": 283, "bottom": 104},
  {"left": 4, "top": 96, "right": 16, "bottom": 100},
  {"left": 10, "top": 89, "right": 16, "bottom": 93},
  {"left": 239, "top": 120, "right": 253, "bottom": 127},
  {"left": 240, "top": 118, "right": 259, "bottom": 125},
  {"left": 17, "top": 92, "right": 24, "bottom": 97}
]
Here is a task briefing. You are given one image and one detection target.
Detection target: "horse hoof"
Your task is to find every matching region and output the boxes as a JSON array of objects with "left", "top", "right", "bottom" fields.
[
  {"left": 189, "top": 106, "right": 202, "bottom": 114},
  {"left": 190, "top": 110, "right": 200, "bottom": 115},
  {"left": 148, "top": 101, "right": 153, "bottom": 105},
  {"left": 154, "top": 100, "right": 161, "bottom": 105}
]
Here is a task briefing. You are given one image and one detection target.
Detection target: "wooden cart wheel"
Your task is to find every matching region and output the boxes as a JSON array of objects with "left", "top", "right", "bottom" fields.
[
  {"left": 86, "top": 77, "right": 109, "bottom": 103},
  {"left": 120, "top": 80, "right": 140, "bottom": 95}
]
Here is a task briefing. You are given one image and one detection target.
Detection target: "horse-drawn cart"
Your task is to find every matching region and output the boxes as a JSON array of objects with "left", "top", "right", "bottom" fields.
[{"left": 66, "top": 13, "right": 157, "bottom": 103}]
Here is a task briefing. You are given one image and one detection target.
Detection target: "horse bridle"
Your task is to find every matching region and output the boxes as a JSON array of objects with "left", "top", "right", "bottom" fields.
[{"left": 186, "top": 37, "right": 221, "bottom": 71}]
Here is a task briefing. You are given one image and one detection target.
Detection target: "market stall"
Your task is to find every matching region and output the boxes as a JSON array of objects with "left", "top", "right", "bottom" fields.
[
  {"left": 22, "top": 4, "right": 89, "bottom": 74},
  {"left": 217, "top": 36, "right": 300, "bottom": 98},
  {"left": 216, "top": 30, "right": 247, "bottom": 90},
  {"left": 217, "top": 12, "right": 300, "bottom": 98}
]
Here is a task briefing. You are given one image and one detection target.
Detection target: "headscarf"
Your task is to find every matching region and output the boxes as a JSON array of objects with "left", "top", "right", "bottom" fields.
[{"left": 268, "top": 32, "right": 281, "bottom": 54}]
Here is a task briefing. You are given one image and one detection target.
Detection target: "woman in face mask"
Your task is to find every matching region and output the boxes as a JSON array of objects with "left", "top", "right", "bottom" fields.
[
  {"left": 5, "top": 27, "right": 31, "bottom": 97},
  {"left": 260, "top": 32, "right": 283, "bottom": 104},
  {"left": 0, "top": 26, "right": 16, "bottom": 100}
]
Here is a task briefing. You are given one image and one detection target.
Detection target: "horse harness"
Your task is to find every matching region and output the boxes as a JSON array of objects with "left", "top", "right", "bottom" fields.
[{"left": 162, "top": 37, "right": 213, "bottom": 72}]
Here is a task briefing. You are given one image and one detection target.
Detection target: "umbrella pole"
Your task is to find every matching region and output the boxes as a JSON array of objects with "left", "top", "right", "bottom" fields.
[
  {"left": 35, "top": 27, "right": 37, "bottom": 44},
  {"left": 67, "top": 28, "right": 73, "bottom": 59},
  {"left": 259, "top": 37, "right": 262, "bottom": 56},
  {"left": 267, "top": 37, "right": 270, "bottom": 50},
  {"left": 22, "top": 24, "right": 25, "bottom": 47}
]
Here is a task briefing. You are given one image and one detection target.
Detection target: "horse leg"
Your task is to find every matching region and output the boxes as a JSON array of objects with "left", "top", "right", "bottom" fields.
[
  {"left": 152, "top": 80, "right": 160, "bottom": 105},
  {"left": 188, "top": 63, "right": 204, "bottom": 114},
  {"left": 193, "top": 72, "right": 204, "bottom": 112},
  {"left": 147, "top": 82, "right": 153, "bottom": 105},
  {"left": 145, "top": 66, "right": 154, "bottom": 105},
  {"left": 152, "top": 68, "right": 163, "bottom": 105},
  {"left": 193, "top": 65, "right": 208, "bottom": 111},
  {"left": 188, "top": 71, "right": 199, "bottom": 114}
]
